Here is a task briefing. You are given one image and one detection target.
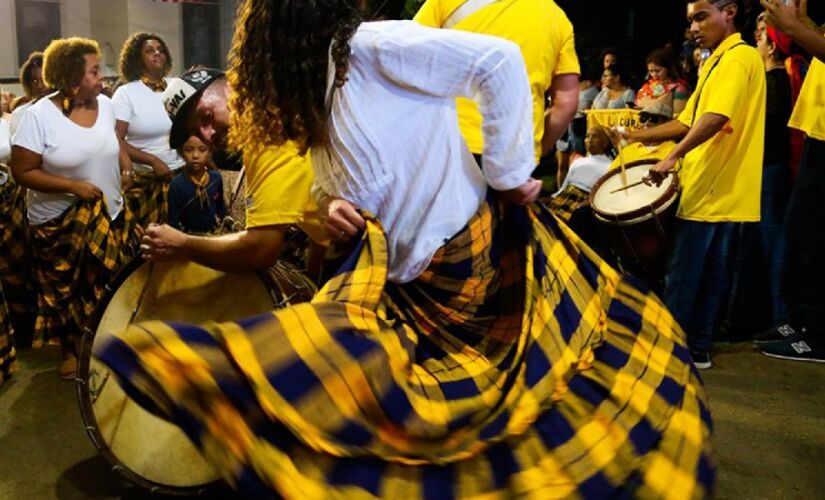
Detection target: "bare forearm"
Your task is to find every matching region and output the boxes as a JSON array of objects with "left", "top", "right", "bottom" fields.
[
  {"left": 629, "top": 119, "right": 689, "bottom": 144},
  {"left": 181, "top": 229, "right": 285, "bottom": 272},
  {"left": 786, "top": 22, "right": 825, "bottom": 61},
  {"left": 542, "top": 107, "right": 575, "bottom": 156},
  {"left": 123, "top": 141, "right": 163, "bottom": 167},
  {"left": 12, "top": 167, "right": 76, "bottom": 194},
  {"left": 663, "top": 113, "right": 728, "bottom": 162}
]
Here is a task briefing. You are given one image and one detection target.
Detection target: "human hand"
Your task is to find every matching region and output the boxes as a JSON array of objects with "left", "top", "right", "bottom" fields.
[
  {"left": 121, "top": 170, "right": 134, "bottom": 191},
  {"left": 71, "top": 180, "right": 102, "bottom": 201},
  {"left": 644, "top": 157, "right": 677, "bottom": 187},
  {"left": 607, "top": 126, "right": 633, "bottom": 147},
  {"left": 321, "top": 197, "right": 365, "bottom": 242},
  {"left": 140, "top": 223, "right": 187, "bottom": 261},
  {"left": 760, "top": 0, "right": 807, "bottom": 34},
  {"left": 151, "top": 159, "right": 173, "bottom": 181},
  {"left": 500, "top": 178, "right": 542, "bottom": 206}
]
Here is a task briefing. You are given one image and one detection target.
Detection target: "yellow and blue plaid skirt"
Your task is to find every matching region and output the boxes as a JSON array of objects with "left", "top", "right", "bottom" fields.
[
  {"left": 96, "top": 198, "right": 714, "bottom": 498},
  {"left": 31, "top": 199, "right": 140, "bottom": 345},
  {"left": 124, "top": 170, "right": 170, "bottom": 229},
  {"left": 546, "top": 185, "right": 590, "bottom": 223},
  {"left": 0, "top": 165, "right": 36, "bottom": 318},
  {"left": 0, "top": 283, "right": 17, "bottom": 386}
]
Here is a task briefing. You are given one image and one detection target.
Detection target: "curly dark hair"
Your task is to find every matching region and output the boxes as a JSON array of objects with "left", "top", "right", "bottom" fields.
[
  {"left": 227, "top": 0, "right": 362, "bottom": 156},
  {"left": 42, "top": 37, "right": 100, "bottom": 93},
  {"left": 118, "top": 32, "right": 172, "bottom": 83},
  {"left": 19, "top": 52, "right": 44, "bottom": 98}
]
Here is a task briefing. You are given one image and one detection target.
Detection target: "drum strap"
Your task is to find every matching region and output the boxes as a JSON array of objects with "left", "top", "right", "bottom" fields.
[
  {"left": 690, "top": 42, "right": 747, "bottom": 127},
  {"left": 441, "top": 0, "right": 501, "bottom": 28}
]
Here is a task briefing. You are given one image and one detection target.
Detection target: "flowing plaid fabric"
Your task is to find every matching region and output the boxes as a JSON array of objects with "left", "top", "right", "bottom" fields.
[
  {"left": 124, "top": 171, "right": 170, "bottom": 229},
  {"left": 0, "top": 283, "right": 17, "bottom": 386},
  {"left": 0, "top": 165, "right": 36, "bottom": 316},
  {"left": 545, "top": 185, "right": 590, "bottom": 222},
  {"left": 97, "top": 199, "right": 714, "bottom": 499},
  {"left": 30, "top": 199, "right": 137, "bottom": 345}
]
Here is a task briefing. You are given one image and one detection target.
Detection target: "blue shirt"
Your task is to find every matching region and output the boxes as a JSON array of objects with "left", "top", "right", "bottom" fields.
[{"left": 168, "top": 170, "right": 226, "bottom": 233}]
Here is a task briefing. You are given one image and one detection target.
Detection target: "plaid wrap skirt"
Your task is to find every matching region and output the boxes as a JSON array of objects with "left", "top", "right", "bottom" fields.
[
  {"left": 31, "top": 199, "right": 140, "bottom": 345},
  {"left": 124, "top": 170, "right": 170, "bottom": 229},
  {"left": 546, "top": 185, "right": 590, "bottom": 223},
  {"left": 0, "top": 283, "right": 17, "bottom": 386},
  {"left": 96, "top": 198, "right": 714, "bottom": 499},
  {"left": 0, "top": 165, "right": 36, "bottom": 316}
]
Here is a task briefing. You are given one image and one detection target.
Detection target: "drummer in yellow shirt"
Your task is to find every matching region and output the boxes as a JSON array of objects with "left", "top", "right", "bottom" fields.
[
  {"left": 140, "top": 70, "right": 327, "bottom": 276},
  {"left": 609, "top": 100, "right": 676, "bottom": 170},
  {"left": 414, "top": 0, "right": 581, "bottom": 162},
  {"left": 616, "top": 0, "right": 766, "bottom": 370},
  {"left": 757, "top": 0, "right": 825, "bottom": 363}
]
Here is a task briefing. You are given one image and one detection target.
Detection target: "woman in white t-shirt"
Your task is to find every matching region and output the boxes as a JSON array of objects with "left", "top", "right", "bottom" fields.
[
  {"left": 9, "top": 52, "right": 50, "bottom": 137},
  {"left": 112, "top": 33, "right": 183, "bottom": 228},
  {"left": 10, "top": 37, "right": 138, "bottom": 379}
]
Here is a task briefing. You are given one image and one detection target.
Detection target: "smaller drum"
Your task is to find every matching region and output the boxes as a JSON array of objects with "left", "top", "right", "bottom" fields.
[
  {"left": 590, "top": 160, "right": 680, "bottom": 283},
  {"left": 77, "top": 259, "right": 316, "bottom": 495}
]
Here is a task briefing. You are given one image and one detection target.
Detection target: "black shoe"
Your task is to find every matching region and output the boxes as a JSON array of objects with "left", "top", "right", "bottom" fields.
[
  {"left": 753, "top": 323, "right": 804, "bottom": 344},
  {"left": 760, "top": 335, "right": 825, "bottom": 363},
  {"left": 691, "top": 350, "right": 712, "bottom": 370}
]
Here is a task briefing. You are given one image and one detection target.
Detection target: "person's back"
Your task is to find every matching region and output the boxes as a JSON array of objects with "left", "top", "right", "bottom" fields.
[{"left": 415, "top": 0, "right": 579, "bottom": 162}]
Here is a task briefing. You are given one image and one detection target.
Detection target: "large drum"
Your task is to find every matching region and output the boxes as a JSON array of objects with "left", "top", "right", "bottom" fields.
[
  {"left": 590, "top": 160, "right": 680, "bottom": 283},
  {"left": 76, "top": 259, "right": 316, "bottom": 495}
]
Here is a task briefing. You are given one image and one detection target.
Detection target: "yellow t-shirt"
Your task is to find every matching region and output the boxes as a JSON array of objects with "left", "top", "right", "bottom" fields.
[
  {"left": 244, "top": 144, "right": 328, "bottom": 244},
  {"left": 610, "top": 142, "right": 676, "bottom": 171},
  {"left": 788, "top": 52, "right": 825, "bottom": 141},
  {"left": 414, "top": 0, "right": 579, "bottom": 162},
  {"left": 675, "top": 33, "right": 765, "bottom": 222}
]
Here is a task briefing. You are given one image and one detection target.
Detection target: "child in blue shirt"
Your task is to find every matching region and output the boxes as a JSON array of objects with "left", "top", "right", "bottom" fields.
[{"left": 168, "top": 135, "right": 226, "bottom": 233}]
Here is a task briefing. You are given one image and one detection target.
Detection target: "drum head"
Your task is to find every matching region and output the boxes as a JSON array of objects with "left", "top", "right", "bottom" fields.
[
  {"left": 77, "top": 260, "right": 286, "bottom": 494},
  {"left": 590, "top": 160, "right": 679, "bottom": 224}
]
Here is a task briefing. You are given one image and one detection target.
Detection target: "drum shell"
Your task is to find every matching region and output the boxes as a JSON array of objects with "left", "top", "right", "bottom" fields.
[{"left": 76, "top": 258, "right": 315, "bottom": 495}]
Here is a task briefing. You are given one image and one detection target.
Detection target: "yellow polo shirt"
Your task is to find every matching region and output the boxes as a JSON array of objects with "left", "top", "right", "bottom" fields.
[
  {"left": 610, "top": 142, "right": 676, "bottom": 171},
  {"left": 244, "top": 144, "right": 328, "bottom": 244},
  {"left": 675, "top": 33, "right": 765, "bottom": 222},
  {"left": 415, "top": 0, "right": 580, "bottom": 162},
  {"left": 788, "top": 51, "right": 825, "bottom": 141}
]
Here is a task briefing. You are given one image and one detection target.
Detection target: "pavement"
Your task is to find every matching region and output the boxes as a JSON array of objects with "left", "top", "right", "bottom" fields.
[{"left": 1, "top": 343, "right": 823, "bottom": 499}]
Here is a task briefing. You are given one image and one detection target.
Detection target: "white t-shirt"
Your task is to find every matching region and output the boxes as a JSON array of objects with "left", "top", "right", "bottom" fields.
[
  {"left": 13, "top": 93, "right": 123, "bottom": 225},
  {"left": 9, "top": 101, "right": 33, "bottom": 137},
  {"left": 112, "top": 79, "right": 183, "bottom": 173},
  {"left": 312, "top": 21, "right": 534, "bottom": 283},
  {"left": 554, "top": 154, "right": 612, "bottom": 195},
  {"left": 0, "top": 118, "right": 10, "bottom": 163}
]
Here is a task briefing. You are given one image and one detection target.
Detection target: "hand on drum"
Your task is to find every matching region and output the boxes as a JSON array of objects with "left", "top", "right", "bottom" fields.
[
  {"left": 645, "top": 157, "right": 677, "bottom": 187},
  {"left": 140, "top": 223, "right": 187, "bottom": 261},
  {"left": 500, "top": 178, "right": 543, "bottom": 206},
  {"left": 322, "top": 197, "right": 365, "bottom": 242}
]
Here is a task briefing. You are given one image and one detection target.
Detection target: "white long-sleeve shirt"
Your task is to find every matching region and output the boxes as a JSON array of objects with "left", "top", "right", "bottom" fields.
[
  {"left": 313, "top": 21, "right": 534, "bottom": 282},
  {"left": 0, "top": 118, "right": 11, "bottom": 162}
]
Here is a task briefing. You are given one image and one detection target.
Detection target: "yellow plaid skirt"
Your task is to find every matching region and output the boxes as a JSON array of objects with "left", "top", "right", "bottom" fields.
[
  {"left": 0, "top": 283, "right": 17, "bottom": 386},
  {"left": 124, "top": 170, "right": 170, "bottom": 230},
  {"left": 31, "top": 199, "right": 140, "bottom": 345},
  {"left": 546, "top": 185, "right": 590, "bottom": 223},
  {"left": 0, "top": 165, "right": 36, "bottom": 317},
  {"left": 96, "top": 199, "right": 714, "bottom": 498}
]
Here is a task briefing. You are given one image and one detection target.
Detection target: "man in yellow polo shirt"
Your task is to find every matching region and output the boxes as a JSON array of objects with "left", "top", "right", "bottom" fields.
[
  {"left": 140, "top": 69, "right": 327, "bottom": 276},
  {"left": 757, "top": 0, "right": 825, "bottom": 363},
  {"left": 618, "top": 0, "right": 766, "bottom": 369},
  {"left": 414, "top": 0, "right": 580, "bottom": 163}
]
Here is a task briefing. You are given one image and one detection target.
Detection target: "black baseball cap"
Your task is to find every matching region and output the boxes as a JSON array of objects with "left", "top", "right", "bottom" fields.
[{"left": 162, "top": 68, "right": 224, "bottom": 149}]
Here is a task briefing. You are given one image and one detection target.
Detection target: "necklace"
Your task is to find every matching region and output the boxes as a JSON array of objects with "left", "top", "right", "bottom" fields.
[{"left": 141, "top": 76, "right": 167, "bottom": 92}]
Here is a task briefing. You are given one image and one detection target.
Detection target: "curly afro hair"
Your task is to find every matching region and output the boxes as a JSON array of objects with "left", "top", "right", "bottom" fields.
[
  {"left": 118, "top": 32, "right": 172, "bottom": 83},
  {"left": 42, "top": 37, "right": 100, "bottom": 94}
]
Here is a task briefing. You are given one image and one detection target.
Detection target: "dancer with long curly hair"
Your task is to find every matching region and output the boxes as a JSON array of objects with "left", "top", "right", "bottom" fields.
[{"left": 97, "top": 1, "right": 715, "bottom": 497}]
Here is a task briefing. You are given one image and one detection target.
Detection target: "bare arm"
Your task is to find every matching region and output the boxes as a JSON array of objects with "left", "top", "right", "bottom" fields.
[
  {"left": 761, "top": 0, "right": 825, "bottom": 61},
  {"left": 10, "top": 145, "right": 100, "bottom": 199},
  {"left": 648, "top": 113, "right": 730, "bottom": 181},
  {"left": 627, "top": 119, "right": 690, "bottom": 145},
  {"left": 115, "top": 120, "right": 172, "bottom": 178},
  {"left": 541, "top": 74, "right": 579, "bottom": 156},
  {"left": 142, "top": 224, "right": 288, "bottom": 272}
]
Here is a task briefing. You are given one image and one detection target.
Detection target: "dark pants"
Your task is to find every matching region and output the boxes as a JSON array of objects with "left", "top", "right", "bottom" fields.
[
  {"left": 782, "top": 137, "right": 825, "bottom": 334},
  {"left": 663, "top": 220, "right": 734, "bottom": 352},
  {"left": 727, "top": 162, "right": 789, "bottom": 336}
]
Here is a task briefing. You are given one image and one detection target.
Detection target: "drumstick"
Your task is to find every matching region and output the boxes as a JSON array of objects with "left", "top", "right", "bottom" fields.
[
  {"left": 609, "top": 179, "right": 647, "bottom": 194},
  {"left": 611, "top": 127, "right": 629, "bottom": 188}
]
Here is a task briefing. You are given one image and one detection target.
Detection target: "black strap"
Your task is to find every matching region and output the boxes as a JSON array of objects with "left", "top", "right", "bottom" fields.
[{"left": 690, "top": 42, "right": 747, "bottom": 127}]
